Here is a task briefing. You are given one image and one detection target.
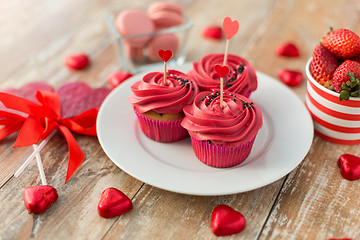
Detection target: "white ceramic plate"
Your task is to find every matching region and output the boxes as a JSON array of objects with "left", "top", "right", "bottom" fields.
[{"left": 97, "top": 63, "right": 314, "bottom": 196}]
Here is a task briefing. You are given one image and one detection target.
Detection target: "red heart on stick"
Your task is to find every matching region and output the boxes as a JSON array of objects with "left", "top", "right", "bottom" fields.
[
  {"left": 98, "top": 188, "right": 133, "bottom": 218},
  {"left": 158, "top": 49, "right": 173, "bottom": 62},
  {"left": 338, "top": 154, "right": 360, "bottom": 181},
  {"left": 211, "top": 204, "right": 246, "bottom": 236},
  {"left": 214, "top": 65, "right": 230, "bottom": 78},
  {"left": 223, "top": 17, "right": 239, "bottom": 40},
  {"left": 23, "top": 185, "right": 58, "bottom": 214}
]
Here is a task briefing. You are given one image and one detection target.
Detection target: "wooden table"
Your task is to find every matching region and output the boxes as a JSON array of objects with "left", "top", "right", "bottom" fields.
[{"left": 1, "top": 0, "right": 360, "bottom": 239}]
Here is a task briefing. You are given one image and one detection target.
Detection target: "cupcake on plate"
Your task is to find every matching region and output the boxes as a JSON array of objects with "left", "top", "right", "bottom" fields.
[
  {"left": 188, "top": 53, "right": 257, "bottom": 97},
  {"left": 128, "top": 69, "right": 199, "bottom": 142},
  {"left": 181, "top": 90, "right": 262, "bottom": 167}
]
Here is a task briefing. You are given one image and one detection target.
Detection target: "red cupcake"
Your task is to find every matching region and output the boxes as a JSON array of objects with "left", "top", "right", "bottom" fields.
[
  {"left": 128, "top": 70, "right": 199, "bottom": 142},
  {"left": 188, "top": 53, "right": 257, "bottom": 97}
]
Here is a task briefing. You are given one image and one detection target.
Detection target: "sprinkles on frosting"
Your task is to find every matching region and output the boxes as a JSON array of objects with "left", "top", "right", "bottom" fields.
[
  {"left": 201, "top": 91, "right": 254, "bottom": 109},
  {"left": 170, "top": 74, "right": 195, "bottom": 90},
  {"left": 216, "top": 62, "right": 246, "bottom": 88}
]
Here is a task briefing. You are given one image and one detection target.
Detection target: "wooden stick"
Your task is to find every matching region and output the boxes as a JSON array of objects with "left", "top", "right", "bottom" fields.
[
  {"left": 14, "top": 130, "right": 58, "bottom": 178},
  {"left": 220, "top": 77, "right": 224, "bottom": 109},
  {"left": 223, "top": 39, "right": 230, "bottom": 66},
  {"left": 164, "top": 61, "right": 167, "bottom": 86}
]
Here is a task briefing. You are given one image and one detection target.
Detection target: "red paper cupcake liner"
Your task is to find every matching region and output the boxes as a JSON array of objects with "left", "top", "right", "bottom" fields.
[
  {"left": 190, "top": 136, "right": 256, "bottom": 168},
  {"left": 134, "top": 108, "right": 188, "bottom": 143}
]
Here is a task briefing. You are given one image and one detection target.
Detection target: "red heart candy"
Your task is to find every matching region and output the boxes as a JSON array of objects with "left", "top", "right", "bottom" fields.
[
  {"left": 214, "top": 65, "right": 230, "bottom": 78},
  {"left": 338, "top": 154, "right": 360, "bottom": 181},
  {"left": 276, "top": 42, "right": 300, "bottom": 57},
  {"left": 23, "top": 185, "right": 58, "bottom": 214},
  {"left": 223, "top": 17, "right": 239, "bottom": 40},
  {"left": 98, "top": 188, "right": 133, "bottom": 218},
  {"left": 211, "top": 204, "right": 246, "bottom": 236},
  {"left": 108, "top": 71, "right": 133, "bottom": 89},
  {"left": 158, "top": 49, "right": 173, "bottom": 62},
  {"left": 202, "top": 25, "right": 223, "bottom": 40},
  {"left": 65, "top": 53, "right": 89, "bottom": 70},
  {"left": 278, "top": 69, "right": 303, "bottom": 87}
]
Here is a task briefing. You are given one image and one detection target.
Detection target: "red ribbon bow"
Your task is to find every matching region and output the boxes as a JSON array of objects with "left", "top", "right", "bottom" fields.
[{"left": 0, "top": 90, "right": 98, "bottom": 183}]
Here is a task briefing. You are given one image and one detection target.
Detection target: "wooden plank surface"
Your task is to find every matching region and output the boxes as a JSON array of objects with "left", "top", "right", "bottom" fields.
[{"left": 0, "top": 0, "right": 360, "bottom": 239}]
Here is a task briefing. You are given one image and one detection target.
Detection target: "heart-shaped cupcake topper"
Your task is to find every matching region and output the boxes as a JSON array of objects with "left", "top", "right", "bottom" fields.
[
  {"left": 222, "top": 17, "right": 239, "bottom": 65},
  {"left": 223, "top": 17, "right": 239, "bottom": 40},
  {"left": 214, "top": 64, "right": 230, "bottom": 109},
  {"left": 158, "top": 49, "right": 173, "bottom": 85}
]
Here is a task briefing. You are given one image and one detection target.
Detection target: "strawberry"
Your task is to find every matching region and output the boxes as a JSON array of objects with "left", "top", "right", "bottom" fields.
[
  {"left": 310, "top": 44, "right": 338, "bottom": 90},
  {"left": 351, "top": 53, "right": 360, "bottom": 63},
  {"left": 322, "top": 28, "right": 360, "bottom": 59},
  {"left": 332, "top": 60, "right": 360, "bottom": 101},
  {"left": 276, "top": 42, "right": 300, "bottom": 57},
  {"left": 202, "top": 26, "right": 223, "bottom": 40}
]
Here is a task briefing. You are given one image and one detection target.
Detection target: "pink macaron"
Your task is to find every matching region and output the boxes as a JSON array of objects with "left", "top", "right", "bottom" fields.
[
  {"left": 115, "top": 9, "right": 154, "bottom": 47},
  {"left": 147, "top": 1, "right": 184, "bottom": 29},
  {"left": 147, "top": 33, "right": 179, "bottom": 62}
]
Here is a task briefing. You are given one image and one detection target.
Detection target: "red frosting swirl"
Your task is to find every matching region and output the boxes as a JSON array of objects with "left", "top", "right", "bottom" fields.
[
  {"left": 128, "top": 70, "right": 199, "bottom": 114},
  {"left": 181, "top": 91, "right": 262, "bottom": 147},
  {"left": 188, "top": 53, "right": 257, "bottom": 96}
]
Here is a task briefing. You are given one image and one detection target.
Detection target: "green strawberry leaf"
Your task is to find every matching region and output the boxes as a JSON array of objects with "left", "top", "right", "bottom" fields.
[
  {"left": 349, "top": 71, "right": 357, "bottom": 82},
  {"left": 341, "top": 82, "right": 350, "bottom": 90},
  {"left": 350, "top": 91, "right": 359, "bottom": 97},
  {"left": 339, "top": 90, "right": 350, "bottom": 101}
]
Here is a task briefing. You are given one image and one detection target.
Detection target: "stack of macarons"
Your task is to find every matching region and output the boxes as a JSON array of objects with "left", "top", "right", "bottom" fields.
[{"left": 115, "top": 1, "right": 185, "bottom": 62}]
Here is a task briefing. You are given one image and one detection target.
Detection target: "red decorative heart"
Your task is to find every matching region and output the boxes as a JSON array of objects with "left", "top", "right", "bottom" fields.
[
  {"left": 0, "top": 82, "right": 54, "bottom": 103},
  {"left": 0, "top": 82, "right": 111, "bottom": 119},
  {"left": 223, "top": 17, "right": 239, "bottom": 40},
  {"left": 158, "top": 49, "right": 173, "bottom": 62},
  {"left": 202, "top": 25, "right": 223, "bottom": 40},
  {"left": 98, "top": 188, "right": 133, "bottom": 218},
  {"left": 108, "top": 71, "right": 133, "bottom": 88},
  {"left": 64, "top": 53, "right": 89, "bottom": 70},
  {"left": 57, "top": 82, "right": 111, "bottom": 118},
  {"left": 276, "top": 42, "right": 300, "bottom": 57},
  {"left": 278, "top": 69, "right": 303, "bottom": 87},
  {"left": 214, "top": 65, "right": 230, "bottom": 78},
  {"left": 23, "top": 185, "right": 58, "bottom": 214},
  {"left": 211, "top": 204, "right": 246, "bottom": 236},
  {"left": 338, "top": 154, "right": 360, "bottom": 181}
]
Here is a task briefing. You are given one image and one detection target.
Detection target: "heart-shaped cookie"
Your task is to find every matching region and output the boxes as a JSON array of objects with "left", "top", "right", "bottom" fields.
[
  {"left": 23, "top": 185, "right": 58, "bottom": 214},
  {"left": 98, "top": 188, "right": 133, "bottom": 218},
  {"left": 223, "top": 17, "right": 239, "bottom": 40},
  {"left": 214, "top": 65, "right": 230, "bottom": 78},
  {"left": 338, "top": 154, "right": 360, "bottom": 181},
  {"left": 158, "top": 49, "right": 173, "bottom": 62},
  {"left": 211, "top": 204, "right": 246, "bottom": 236}
]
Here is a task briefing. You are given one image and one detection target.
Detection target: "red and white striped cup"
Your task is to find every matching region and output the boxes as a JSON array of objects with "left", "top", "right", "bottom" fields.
[{"left": 305, "top": 58, "right": 360, "bottom": 144}]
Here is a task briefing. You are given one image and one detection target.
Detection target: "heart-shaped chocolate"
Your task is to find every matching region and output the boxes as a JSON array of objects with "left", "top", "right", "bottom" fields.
[
  {"left": 338, "top": 154, "right": 360, "bottom": 181},
  {"left": 278, "top": 69, "right": 303, "bottom": 87},
  {"left": 211, "top": 204, "right": 246, "bottom": 236},
  {"left": 108, "top": 71, "right": 133, "bottom": 88},
  {"left": 64, "top": 53, "right": 89, "bottom": 70},
  {"left": 223, "top": 17, "right": 239, "bottom": 40},
  {"left": 98, "top": 188, "right": 133, "bottom": 218},
  {"left": 23, "top": 185, "right": 58, "bottom": 214},
  {"left": 158, "top": 49, "right": 173, "bottom": 62},
  {"left": 214, "top": 65, "right": 230, "bottom": 78}
]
